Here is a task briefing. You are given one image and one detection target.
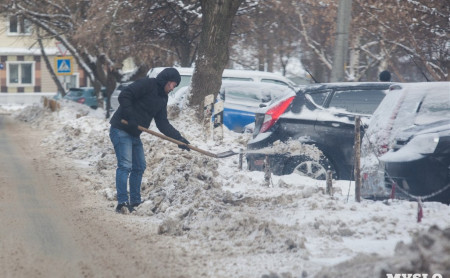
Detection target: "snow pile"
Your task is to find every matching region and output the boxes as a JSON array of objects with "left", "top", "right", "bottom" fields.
[
  {"left": 256, "top": 139, "right": 323, "bottom": 159},
  {"left": 315, "top": 225, "right": 450, "bottom": 278},
  {"left": 10, "top": 101, "right": 450, "bottom": 278}
]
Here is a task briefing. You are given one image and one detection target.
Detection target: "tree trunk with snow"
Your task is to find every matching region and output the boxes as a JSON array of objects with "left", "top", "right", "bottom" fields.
[{"left": 189, "top": 0, "right": 243, "bottom": 116}]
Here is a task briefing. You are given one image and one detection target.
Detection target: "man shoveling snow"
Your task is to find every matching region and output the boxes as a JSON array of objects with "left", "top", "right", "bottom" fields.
[{"left": 109, "top": 68, "right": 191, "bottom": 213}]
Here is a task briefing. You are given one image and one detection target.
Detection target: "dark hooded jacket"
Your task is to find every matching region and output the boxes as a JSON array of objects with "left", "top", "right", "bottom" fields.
[{"left": 109, "top": 68, "right": 182, "bottom": 138}]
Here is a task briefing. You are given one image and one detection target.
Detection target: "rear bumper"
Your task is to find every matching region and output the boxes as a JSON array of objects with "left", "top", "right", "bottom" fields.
[
  {"left": 246, "top": 130, "right": 289, "bottom": 175},
  {"left": 361, "top": 163, "right": 391, "bottom": 200}
]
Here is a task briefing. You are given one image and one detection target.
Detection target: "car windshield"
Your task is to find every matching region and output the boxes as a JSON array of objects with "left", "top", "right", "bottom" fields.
[
  {"left": 415, "top": 91, "right": 450, "bottom": 125},
  {"left": 328, "top": 89, "right": 387, "bottom": 114}
]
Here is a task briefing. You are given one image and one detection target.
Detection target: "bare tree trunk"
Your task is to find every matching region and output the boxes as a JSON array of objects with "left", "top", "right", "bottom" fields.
[
  {"left": 105, "top": 66, "right": 120, "bottom": 119},
  {"left": 176, "top": 22, "right": 197, "bottom": 67},
  {"left": 266, "top": 43, "right": 274, "bottom": 72},
  {"left": 257, "top": 37, "right": 265, "bottom": 71},
  {"left": 36, "top": 29, "right": 66, "bottom": 96},
  {"left": 178, "top": 43, "right": 193, "bottom": 67},
  {"left": 189, "top": 0, "right": 243, "bottom": 117}
]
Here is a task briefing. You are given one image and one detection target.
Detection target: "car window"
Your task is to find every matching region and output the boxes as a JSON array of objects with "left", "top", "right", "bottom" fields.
[
  {"left": 66, "top": 89, "right": 83, "bottom": 97},
  {"left": 329, "top": 89, "right": 386, "bottom": 114},
  {"left": 415, "top": 91, "right": 450, "bottom": 125},
  {"left": 226, "top": 89, "right": 261, "bottom": 102},
  {"left": 222, "top": 77, "right": 253, "bottom": 82},
  {"left": 168, "top": 76, "right": 191, "bottom": 97},
  {"left": 178, "top": 76, "right": 191, "bottom": 89},
  {"left": 307, "top": 89, "right": 331, "bottom": 107},
  {"left": 261, "top": 79, "right": 288, "bottom": 86}
]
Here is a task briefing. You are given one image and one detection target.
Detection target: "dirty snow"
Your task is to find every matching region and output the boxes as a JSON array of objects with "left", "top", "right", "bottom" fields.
[{"left": 5, "top": 99, "right": 450, "bottom": 278}]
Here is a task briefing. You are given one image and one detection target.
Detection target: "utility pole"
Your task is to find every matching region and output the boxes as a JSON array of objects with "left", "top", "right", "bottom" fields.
[{"left": 330, "top": 0, "right": 352, "bottom": 82}]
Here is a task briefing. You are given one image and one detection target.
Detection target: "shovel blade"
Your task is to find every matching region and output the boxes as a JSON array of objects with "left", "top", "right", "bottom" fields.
[{"left": 216, "top": 150, "right": 240, "bottom": 158}]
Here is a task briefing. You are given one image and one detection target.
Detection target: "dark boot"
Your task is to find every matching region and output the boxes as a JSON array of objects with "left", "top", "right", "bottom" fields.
[{"left": 115, "top": 202, "right": 130, "bottom": 214}]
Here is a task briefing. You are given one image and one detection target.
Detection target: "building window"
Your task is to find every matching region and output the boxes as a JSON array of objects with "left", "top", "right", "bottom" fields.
[
  {"left": 8, "top": 15, "right": 32, "bottom": 35},
  {"left": 7, "top": 62, "right": 35, "bottom": 86}
]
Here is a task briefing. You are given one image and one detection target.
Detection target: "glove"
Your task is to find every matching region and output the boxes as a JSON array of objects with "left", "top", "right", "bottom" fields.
[{"left": 178, "top": 136, "right": 190, "bottom": 151}]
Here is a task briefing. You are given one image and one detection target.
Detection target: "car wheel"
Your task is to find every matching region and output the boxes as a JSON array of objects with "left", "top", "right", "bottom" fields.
[{"left": 283, "top": 153, "right": 337, "bottom": 180}]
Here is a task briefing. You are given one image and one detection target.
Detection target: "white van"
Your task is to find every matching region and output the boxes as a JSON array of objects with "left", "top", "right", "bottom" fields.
[{"left": 147, "top": 67, "right": 297, "bottom": 94}]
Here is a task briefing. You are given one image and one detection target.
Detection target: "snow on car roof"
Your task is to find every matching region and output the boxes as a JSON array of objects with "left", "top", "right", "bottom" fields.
[
  {"left": 147, "top": 67, "right": 297, "bottom": 86},
  {"left": 298, "top": 82, "right": 392, "bottom": 92},
  {"left": 367, "top": 82, "right": 450, "bottom": 145},
  {"left": 361, "top": 81, "right": 450, "bottom": 169},
  {"left": 168, "top": 80, "right": 296, "bottom": 109}
]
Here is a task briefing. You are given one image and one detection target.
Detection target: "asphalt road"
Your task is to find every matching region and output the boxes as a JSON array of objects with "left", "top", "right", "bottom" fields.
[{"left": 0, "top": 116, "right": 185, "bottom": 278}]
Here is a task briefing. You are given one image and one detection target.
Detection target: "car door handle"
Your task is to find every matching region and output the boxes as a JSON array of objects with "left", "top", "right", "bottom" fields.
[{"left": 331, "top": 123, "right": 340, "bottom": 127}]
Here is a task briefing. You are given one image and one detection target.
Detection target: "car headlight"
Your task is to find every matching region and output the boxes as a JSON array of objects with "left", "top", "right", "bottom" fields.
[{"left": 405, "top": 133, "right": 440, "bottom": 154}]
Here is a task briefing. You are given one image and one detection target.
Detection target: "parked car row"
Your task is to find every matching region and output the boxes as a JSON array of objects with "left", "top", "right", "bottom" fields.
[{"left": 69, "top": 67, "right": 449, "bottom": 204}]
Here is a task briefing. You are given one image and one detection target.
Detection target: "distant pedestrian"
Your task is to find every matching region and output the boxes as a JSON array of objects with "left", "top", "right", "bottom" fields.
[
  {"left": 109, "top": 68, "right": 190, "bottom": 213},
  {"left": 379, "top": 70, "right": 391, "bottom": 82}
]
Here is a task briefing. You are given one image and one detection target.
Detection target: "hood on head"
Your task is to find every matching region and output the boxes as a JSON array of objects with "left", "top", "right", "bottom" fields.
[{"left": 156, "top": 68, "right": 181, "bottom": 88}]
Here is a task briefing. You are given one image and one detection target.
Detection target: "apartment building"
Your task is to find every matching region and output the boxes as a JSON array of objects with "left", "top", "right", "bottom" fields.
[{"left": 0, "top": 15, "right": 86, "bottom": 94}]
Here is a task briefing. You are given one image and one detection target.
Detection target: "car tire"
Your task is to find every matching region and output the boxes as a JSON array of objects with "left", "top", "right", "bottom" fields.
[{"left": 283, "top": 153, "right": 337, "bottom": 180}]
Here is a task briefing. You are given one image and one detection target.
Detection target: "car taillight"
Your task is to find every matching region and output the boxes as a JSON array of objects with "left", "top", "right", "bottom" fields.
[
  {"left": 260, "top": 96, "right": 294, "bottom": 133},
  {"left": 77, "top": 98, "right": 86, "bottom": 104},
  {"left": 379, "top": 144, "right": 389, "bottom": 155}
]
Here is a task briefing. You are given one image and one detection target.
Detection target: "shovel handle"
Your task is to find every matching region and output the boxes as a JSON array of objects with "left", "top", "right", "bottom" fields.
[{"left": 121, "top": 119, "right": 218, "bottom": 158}]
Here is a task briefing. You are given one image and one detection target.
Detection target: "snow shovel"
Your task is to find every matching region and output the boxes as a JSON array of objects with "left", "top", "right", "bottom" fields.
[{"left": 121, "top": 120, "right": 239, "bottom": 158}]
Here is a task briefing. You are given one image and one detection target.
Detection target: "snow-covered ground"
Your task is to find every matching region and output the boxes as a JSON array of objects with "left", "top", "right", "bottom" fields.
[{"left": 2, "top": 99, "right": 449, "bottom": 278}]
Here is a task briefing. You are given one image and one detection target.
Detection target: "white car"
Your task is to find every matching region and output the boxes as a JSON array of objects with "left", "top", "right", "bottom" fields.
[{"left": 147, "top": 67, "right": 298, "bottom": 95}]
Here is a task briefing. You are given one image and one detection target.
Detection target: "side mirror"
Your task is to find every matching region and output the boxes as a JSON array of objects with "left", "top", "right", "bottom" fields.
[{"left": 259, "top": 103, "right": 267, "bottom": 108}]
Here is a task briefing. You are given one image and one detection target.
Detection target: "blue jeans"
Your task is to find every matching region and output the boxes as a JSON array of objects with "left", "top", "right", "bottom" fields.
[{"left": 109, "top": 127, "right": 146, "bottom": 205}]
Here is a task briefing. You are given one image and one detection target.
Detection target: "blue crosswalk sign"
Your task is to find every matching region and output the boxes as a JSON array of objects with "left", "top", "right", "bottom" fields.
[{"left": 55, "top": 56, "right": 73, "bottom": 75}]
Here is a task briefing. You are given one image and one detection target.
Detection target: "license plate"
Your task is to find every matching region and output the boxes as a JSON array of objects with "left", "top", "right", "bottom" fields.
[{"left": 254, "top": 159, "right": 264, "bottom": 166}]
